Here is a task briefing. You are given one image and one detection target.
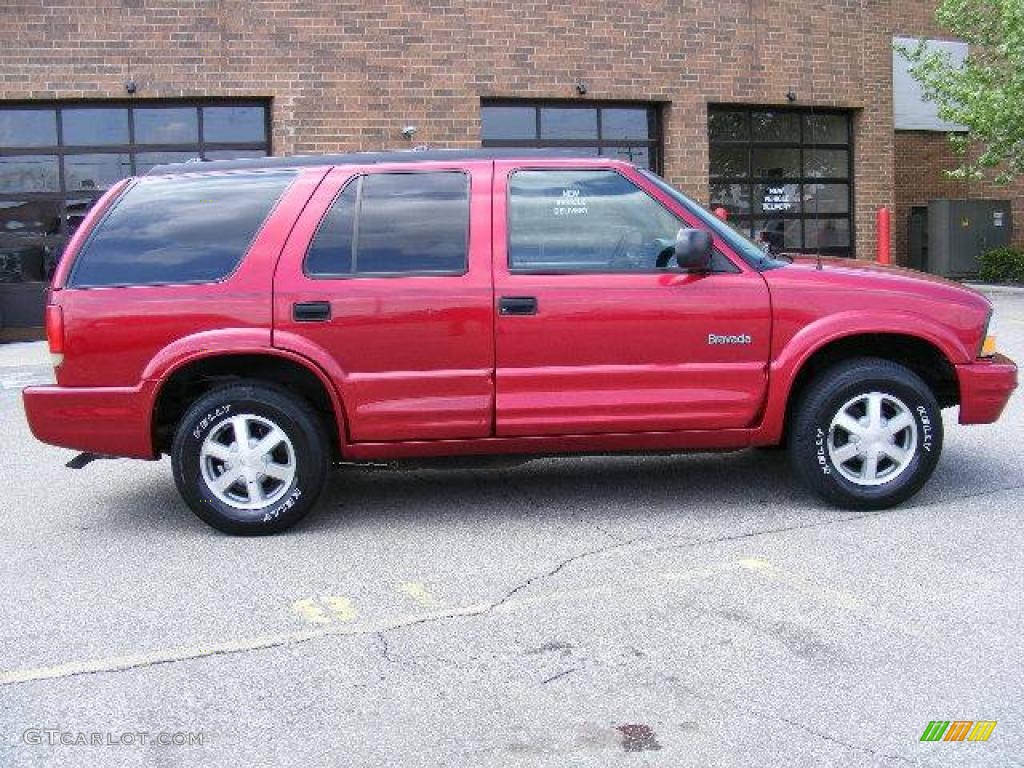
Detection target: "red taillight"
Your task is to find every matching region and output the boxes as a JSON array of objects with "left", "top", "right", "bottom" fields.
[{"left": 45, "top": 304, "right": 64, "bottom": 366}]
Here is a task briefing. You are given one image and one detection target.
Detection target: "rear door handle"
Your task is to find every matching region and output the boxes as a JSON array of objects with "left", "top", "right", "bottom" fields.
[
  {"left": 499, "top": 296, "right": 538, "bottom": 316},
  {"left": 293, "top": 301, "right": 331, "bottom": 322}
]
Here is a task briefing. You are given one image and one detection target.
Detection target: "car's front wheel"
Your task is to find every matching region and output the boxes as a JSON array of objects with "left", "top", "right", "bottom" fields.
[
  {"left": 789, "top": 358, "right": 943, "bottom": 509},
  {"left": 171, "top": 382, "right": 330, "bottom": 534}
]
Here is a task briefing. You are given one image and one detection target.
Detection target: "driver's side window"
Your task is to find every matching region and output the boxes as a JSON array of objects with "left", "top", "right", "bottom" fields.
[{"left": 508, "top": 169, "right": 684, "bottom": 273}]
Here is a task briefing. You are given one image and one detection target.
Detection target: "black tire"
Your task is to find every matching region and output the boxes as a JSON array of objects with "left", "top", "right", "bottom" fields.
[
  {"left": 171, "top": 381, "right": 330, "bottom": 535},
  {"left": 789, "top": 357, "right": 943, "bottom": 510}
]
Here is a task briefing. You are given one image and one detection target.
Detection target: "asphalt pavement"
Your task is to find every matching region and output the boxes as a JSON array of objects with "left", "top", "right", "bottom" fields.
[{"left": 1, "top": 289, "right": 1021, "bottom": 767}]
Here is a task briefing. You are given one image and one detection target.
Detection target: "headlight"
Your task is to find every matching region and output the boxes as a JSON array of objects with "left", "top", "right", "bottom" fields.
[{"left": 980, "top": 311, "right": 999, "bottom": 357}]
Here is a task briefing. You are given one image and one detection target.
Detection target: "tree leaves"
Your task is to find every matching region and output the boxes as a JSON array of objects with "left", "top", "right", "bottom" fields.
[{"left": 897, "top": 0, "right": 1024, "bottom": 183}]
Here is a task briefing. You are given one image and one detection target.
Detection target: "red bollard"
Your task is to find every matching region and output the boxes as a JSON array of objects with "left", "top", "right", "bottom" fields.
[{"left": 877, "top": 207, "right": 891, "bottom": 265}]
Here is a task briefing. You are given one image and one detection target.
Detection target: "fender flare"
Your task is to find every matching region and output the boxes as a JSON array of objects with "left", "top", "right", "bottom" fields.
[
  {"left": 144, "top": 328, "right": 351, "bottom": 450},
  {"left": 755, "top": 311, "right": 968, "bottom": 444}
]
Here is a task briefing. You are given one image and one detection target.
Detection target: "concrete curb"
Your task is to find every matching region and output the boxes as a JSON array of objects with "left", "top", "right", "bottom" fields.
[
  {"left": 0, "top": 340, "right": 48, "bottom": 368},
  {"left": 962, "top": 282, "right": 1024, "bottom": 296}
]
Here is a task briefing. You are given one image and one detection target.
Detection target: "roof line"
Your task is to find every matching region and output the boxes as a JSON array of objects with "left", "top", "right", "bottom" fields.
[{"left": 145, "top": 148, "right": 602, "bottom": 176}]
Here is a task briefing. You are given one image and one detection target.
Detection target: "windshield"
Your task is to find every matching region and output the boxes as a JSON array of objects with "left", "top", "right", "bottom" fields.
[{"left": 639, "top": 169, "right": 787, "bottom": 271}]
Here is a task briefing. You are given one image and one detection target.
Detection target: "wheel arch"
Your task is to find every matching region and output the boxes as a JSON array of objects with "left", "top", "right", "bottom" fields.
[
  {"left": 151, "top": 350, "right": 347, "bottom": 457},
  {"left": 774, "top": 331, "right": 959, "bottom": 446}
]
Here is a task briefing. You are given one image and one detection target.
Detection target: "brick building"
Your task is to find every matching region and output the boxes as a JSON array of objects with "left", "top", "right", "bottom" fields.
[{"left": 0, "top": 0, "right": 1019, "bottom": 336}]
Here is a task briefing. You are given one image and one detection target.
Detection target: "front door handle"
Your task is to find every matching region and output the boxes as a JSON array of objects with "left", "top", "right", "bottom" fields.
[
  {"left": 293, "top": 301, "right": 331, "bottom": 322},
  {"left": 499, "top": 296, "right": 538, "bottom": 316}
]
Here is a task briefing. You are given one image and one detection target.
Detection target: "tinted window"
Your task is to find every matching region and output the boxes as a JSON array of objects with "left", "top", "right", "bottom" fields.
[
  {"left": 751, "top": 111, "right": 799, "bottom": 142},
  {"left": 134, "top": 151, "right": 198, "bottom": 175},
  {"left": 508, "top": 170, "right": 684, "bottom": 272},
  {"left": 481, "top": 101, "right": 662, "bottom": 171},
  {"left": 62, "top": 108, "right": 129, "bottom": 145},
  {"left": 304, "top": 181, "right": 357, "bottom": 276},
  {"left": 64, "top": 153, "right": 131, "bottom": 191},
  {"left": 805, "top": 114, "right": 848, "bottom": 144},
  {"left": 600, "top": 108, "right": 651, "bottom": 140},
  {"left": 0, "top": 156, "right": 59, "bottom": 193},
  {"left": 540, "top": 108, "right": 597, "bottom": 139},
  {"left": 202, "top": 106, "right": 266, "bottom": 143},
  {"left": 708, "top": 106, "right": 853, "bottom": 256},
  {"left": 70, "top": 171, "right": 294, "bottom": 288},
  {"left": 134, "top": 107, "right": 199, "bottom": 143},
  {"left": 204, "top": 149, "right": 267, "bottom": 161},
  {"left": 305, "top": 172, "right": 469, "bottom": 277},
  {"left": 0, "top": 109, "right": 57, "bottom": 147},
  {"left": 1, "top": 200, "right": 60, "bottom": 236},
  {"left": 480, "top": 106, "right": 535, "bottom": 140}
]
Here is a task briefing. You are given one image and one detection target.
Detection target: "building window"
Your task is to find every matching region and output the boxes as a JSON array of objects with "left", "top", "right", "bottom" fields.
[
  {"left": 708, "top": 106, "right": 853, "bottom": 257},
  {"left": 0, "top": 99, "right": 271, "bottom": 328},
  {"left": 481, "top": 100, "right": 662, "bottom": 172}
]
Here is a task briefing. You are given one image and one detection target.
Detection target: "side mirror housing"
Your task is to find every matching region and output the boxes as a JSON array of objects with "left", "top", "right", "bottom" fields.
[{"left": 674, "top": 228, "right": 713, "bottom": 272}]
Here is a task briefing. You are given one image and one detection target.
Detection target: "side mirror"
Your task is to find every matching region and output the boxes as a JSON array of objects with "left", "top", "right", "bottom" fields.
[{"left": 674, "top": 228, "right": 713, "bottom": 271}]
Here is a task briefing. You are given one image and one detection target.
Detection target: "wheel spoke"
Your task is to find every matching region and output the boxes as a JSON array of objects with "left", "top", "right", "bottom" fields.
[
  {"left": 232, "top": 416, "right": 251, "bottom": 449},
  {"left": 886, "top": 411, "right": 914, "bottom": 436},
  {"left": 245, "top": 478, "right": 264, "bottom": 503},
  {"left": 253, "top": 426, "right": 288, "bottom": 458},
  {"left": 867, "top": 393, "right": 884, "bottom": 430},
  {"left": 212, "top": 469, "right": 243, "bottom": 493},
  {"left": 831, "top": 442, "right": 862, "bottom": 464},
  {"left": 862, "top": 447, "right": 880, "bottom": 482},
  {"left": 835, "top": 412, "right": 864, "bottom": 436},
  {"left": 203, "top": 442, "right": 235, "bottom": 463},
  {"left": 879, "top": 443, "right": 909, "bottom": 465},
  {"left": 262, "top": 461, "right": 293, "bottom": 482}
]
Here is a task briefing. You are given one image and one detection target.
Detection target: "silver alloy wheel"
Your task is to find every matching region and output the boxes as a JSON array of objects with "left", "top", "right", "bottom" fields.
[
  {"left": 827, "top": 391, "right": 918, "bottom": 487},
  {"left": 199, "top": 414, "right": 297, "bottom": 510}
]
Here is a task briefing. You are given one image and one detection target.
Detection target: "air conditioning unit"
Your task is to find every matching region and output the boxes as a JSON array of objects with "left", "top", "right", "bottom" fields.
[{"left": 926, "top": 199, "right": 1013, "bottom": 278}]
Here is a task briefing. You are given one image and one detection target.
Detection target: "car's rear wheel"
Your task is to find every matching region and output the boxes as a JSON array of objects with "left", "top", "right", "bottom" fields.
[
  {"left": 789, "top": 358, "right": 943, "bottom": 509},
  {"left": 171, "top": 382, "right": 329, "bottom": 534}
]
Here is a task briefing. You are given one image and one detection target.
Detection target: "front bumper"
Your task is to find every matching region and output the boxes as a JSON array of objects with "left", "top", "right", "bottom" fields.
[
  {"left": 956, "top": 353, "right": 1018, "bottom": 424},
  {"left": 22, "top": 382, "right": 158, "bottom": 459}
]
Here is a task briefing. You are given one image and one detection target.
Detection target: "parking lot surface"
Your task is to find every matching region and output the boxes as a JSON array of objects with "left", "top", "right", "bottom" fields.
[{"left": 1, "top": 288, "right": 1021, "bottom": 767}]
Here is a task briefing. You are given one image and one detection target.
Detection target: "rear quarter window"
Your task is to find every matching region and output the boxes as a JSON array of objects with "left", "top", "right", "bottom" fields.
[{"left": 68, "top": 170, "right": 295, "bottom": 288}]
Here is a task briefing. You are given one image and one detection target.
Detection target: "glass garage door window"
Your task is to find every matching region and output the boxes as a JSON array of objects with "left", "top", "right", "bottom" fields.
[
  {"left": 708, "top": 106, "right": 853, "bottom": 257},
  {"left": 481, "top": 101, "right": 662, "bottom": 172},
  {"left": 0, "top": 100, "right": 271, "bottom": 329}
]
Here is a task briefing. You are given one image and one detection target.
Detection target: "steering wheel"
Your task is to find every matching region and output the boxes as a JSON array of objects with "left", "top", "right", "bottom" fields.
[{"left": 608, "top": 229, "right": 645, "bottom": 270}]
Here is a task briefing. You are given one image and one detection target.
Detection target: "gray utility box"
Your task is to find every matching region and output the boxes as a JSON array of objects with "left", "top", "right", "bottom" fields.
[{"left": 926, "top": 199, "right": 1013, "bottom": 278}]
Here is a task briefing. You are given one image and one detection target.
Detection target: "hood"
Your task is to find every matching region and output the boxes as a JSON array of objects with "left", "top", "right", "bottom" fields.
[{"left": 771, "top": 256, "right": 991, "bottom": 306}]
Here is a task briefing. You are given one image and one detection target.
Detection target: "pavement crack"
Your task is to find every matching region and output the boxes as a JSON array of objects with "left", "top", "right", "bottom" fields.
[
  {"left": 762, "top": 711, "right": 916, "bottom": 765},
  {"left": 491, "top": 537, "right": 642, "bottom": 611},
  {"left": 655, "top": 482, "right": 1024, "bottom": 552},
  {"left": 376, "top": 631, "right": 395, "bottom": 663},
  {"left": 670, "top": 683, "right": 926, "bottom": 766},
  {"left": 541, "top": 667, "right": 576, "bottom": 684}
]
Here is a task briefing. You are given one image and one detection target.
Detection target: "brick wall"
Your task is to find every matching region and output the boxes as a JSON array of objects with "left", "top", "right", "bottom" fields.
[
  {"left": 0, "top": 0, "right": 896, "bottom": 260},
  {"left": 892, "top": 0, "right": 953, "bottom": 40}
]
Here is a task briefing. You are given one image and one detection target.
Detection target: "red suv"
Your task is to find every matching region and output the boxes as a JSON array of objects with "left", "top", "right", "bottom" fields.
[{"left": 23, "top": 150, "right": 1017, "bottom": 534}]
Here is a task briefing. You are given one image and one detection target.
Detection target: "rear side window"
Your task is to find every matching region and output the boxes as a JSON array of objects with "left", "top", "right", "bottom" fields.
[
  {"left": 304, "top": 171, "right": 469, "bottom": 277},
  {"left": 69, "top": 170, "right": 295, "bottom": 288}
]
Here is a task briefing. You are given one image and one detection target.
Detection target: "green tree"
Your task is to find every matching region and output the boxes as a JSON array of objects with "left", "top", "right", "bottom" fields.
[{"left": 898, "top": 0, "right": 1024, "bottom": 183}]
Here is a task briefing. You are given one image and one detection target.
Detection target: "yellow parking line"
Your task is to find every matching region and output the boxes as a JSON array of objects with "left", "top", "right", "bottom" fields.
[
  {"left": 0, "top": 602, "right": 493, "bottom": 686},
  {"left": 397, "top": 581, "right": 443, "bottom": 610},
  {"left": 290, "top": 595, "right": 358, "bottom": 625},
  {"left": 0, "top": 556, "right": 941, "bottom": 687}
]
